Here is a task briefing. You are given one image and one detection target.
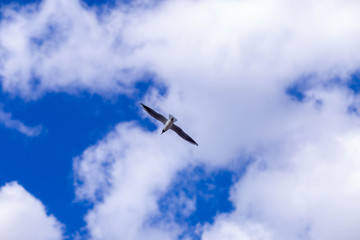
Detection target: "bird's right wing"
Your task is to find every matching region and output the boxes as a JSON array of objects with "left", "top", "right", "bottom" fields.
[
  {"left": 140, "top": 103, "right": 167, "bottom": 124},
  {"left": 170, "top": 124, "right": 198, "bottom": 146}
]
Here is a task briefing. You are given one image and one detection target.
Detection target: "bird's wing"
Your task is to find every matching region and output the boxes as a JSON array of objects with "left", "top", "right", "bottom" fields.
[
  {"left": 170, "top": 124, "right": 198, "bottom": 146},
  {"left": 140, "top": 103, "right": 167, "bottom": 124}
]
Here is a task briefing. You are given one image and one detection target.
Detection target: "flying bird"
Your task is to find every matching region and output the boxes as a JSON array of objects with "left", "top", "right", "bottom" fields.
[{"left": 140, "top": 103, "right": 198, "bottom": 146}]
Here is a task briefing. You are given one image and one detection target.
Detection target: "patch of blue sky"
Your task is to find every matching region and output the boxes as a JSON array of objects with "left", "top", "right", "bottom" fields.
[
  {"left": 82, "top": 0, "right": 121, "bottom": 8},
  {"left": 285, "top": 73, "right": 360, "bottom": 102},
  {"left": 286, "top": 73, "right": 360, "bottom": 117},
  {"left": 286, "top": 84, "right": 306, "bottom": 102},
  {"left": 347, "top": 74, "right": 360, "bottom": 115},
  {"left": 285, "top": 74, "right": 316, "bottom": 102},
  {"left": 2, "top": 0, "right": 40, "bottom": 5},
  {"left": 152, "top": 165, "right": 243, "bottom": 240},
  {"left": 0, "top": 0, "right": 39, "bottom": 22},
  {"left": 0, "top": 78, "right": 160, "bottom": 237},
  {"left": 347, "top": 73, "right": 360, "bottom": 94},
  {"left": 2, "top": 0, "right": 125, "bottom": 6},
  {"left": 0, "top": 0, "right": 130, "bottom": 22}
]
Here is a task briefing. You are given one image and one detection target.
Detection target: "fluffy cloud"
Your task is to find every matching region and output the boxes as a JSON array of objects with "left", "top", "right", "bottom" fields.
[
  {"left": 3, "top": 0, "right": 360, "bottom": 239},
  {"left": 202, "top": 220, "right": 272, "bottom": 240},
  {"left": 203, "top": 90, "right": 360, "bottom": 240},
  {"left": 0, "top": 0, "right": 138, "bottom": 98},
  {"left": 3, "top": 0, "right": 360, "bottom": 99},
  {"left": 74, "top": 122, "right": 195, "bottom": 239},
  {"left": 0, "top": 182, "right": 63, "bottom": 240},
  {"left": 0, "top": 105, "right": 41, "bottom": 136}
]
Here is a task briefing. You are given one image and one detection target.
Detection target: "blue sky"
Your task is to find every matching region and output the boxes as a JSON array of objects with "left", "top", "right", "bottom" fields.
[
  {"left": 0, "top": 75, "right": 235, "bottom": 238},
  {"left": 0, "top": 2, "right": 236, "bottom": 238},
  {"left": 2, "top": 0, "right": 360, "bottom": 240},
  {"left": 0, "top": 87, "right": 137, "bottom": 234}
]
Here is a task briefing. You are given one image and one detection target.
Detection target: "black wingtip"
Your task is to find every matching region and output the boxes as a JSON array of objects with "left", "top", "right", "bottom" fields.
[
  {"left": 190, "top": 140, "right": 199, "bottom": 146},
  {"left": 140, "top": 103, "right": 147, "bottom": 109}
]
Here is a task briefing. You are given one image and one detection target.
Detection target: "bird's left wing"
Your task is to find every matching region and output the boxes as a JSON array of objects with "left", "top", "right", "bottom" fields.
[
  {"left": 170, "top": 124, "right": 198, "bottom": 146},
  {"left": 140, "top": 103, "right": 167, "bottom": 124}
]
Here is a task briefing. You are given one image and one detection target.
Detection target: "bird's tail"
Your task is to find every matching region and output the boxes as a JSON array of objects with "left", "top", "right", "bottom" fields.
[{"left": 169, "top": 114, "right": 178, "bottom": 122}]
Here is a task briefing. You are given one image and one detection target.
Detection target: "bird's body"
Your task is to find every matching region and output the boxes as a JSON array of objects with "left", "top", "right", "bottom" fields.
[
  {"left": 140, "top": 103, "right": 198, "bottom": 146},
  {"left": 162, "top": 114, "right": 177, "bottom": 134}
]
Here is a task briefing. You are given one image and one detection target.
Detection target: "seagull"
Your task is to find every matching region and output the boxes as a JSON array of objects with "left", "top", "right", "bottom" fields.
[{"left": 140, "top": 103, "right": 198, "bottom": 146}]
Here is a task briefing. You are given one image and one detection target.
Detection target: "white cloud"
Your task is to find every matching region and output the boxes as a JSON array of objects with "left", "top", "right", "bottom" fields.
[
  {"left": 3, "top": 0, "right": 359, "bottom": 99},
  {"left": 0, "top": 105, "right": 41, "bottom": 136},
  {"left": 0, "top": 0, "right": 138, "bottom": 98},
  {"left": 3, "top": 0, "right": 360, "bottom": 239},
  {"left": 0, "top": 182, "right": 63, "bottom": 240},
  {"left": 202, "top": 90, "right": 360, "bottom": 240},
  {"left": 202, "top": 219, "right": 273, "bottom": 240},
  {"left": 74, "top": 122, "right": 195, "bottom": 240}
]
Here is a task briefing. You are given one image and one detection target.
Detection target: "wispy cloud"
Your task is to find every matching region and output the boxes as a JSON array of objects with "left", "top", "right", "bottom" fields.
[{"left": 0, "top": 105, "right": 41, "bottom": 136}]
